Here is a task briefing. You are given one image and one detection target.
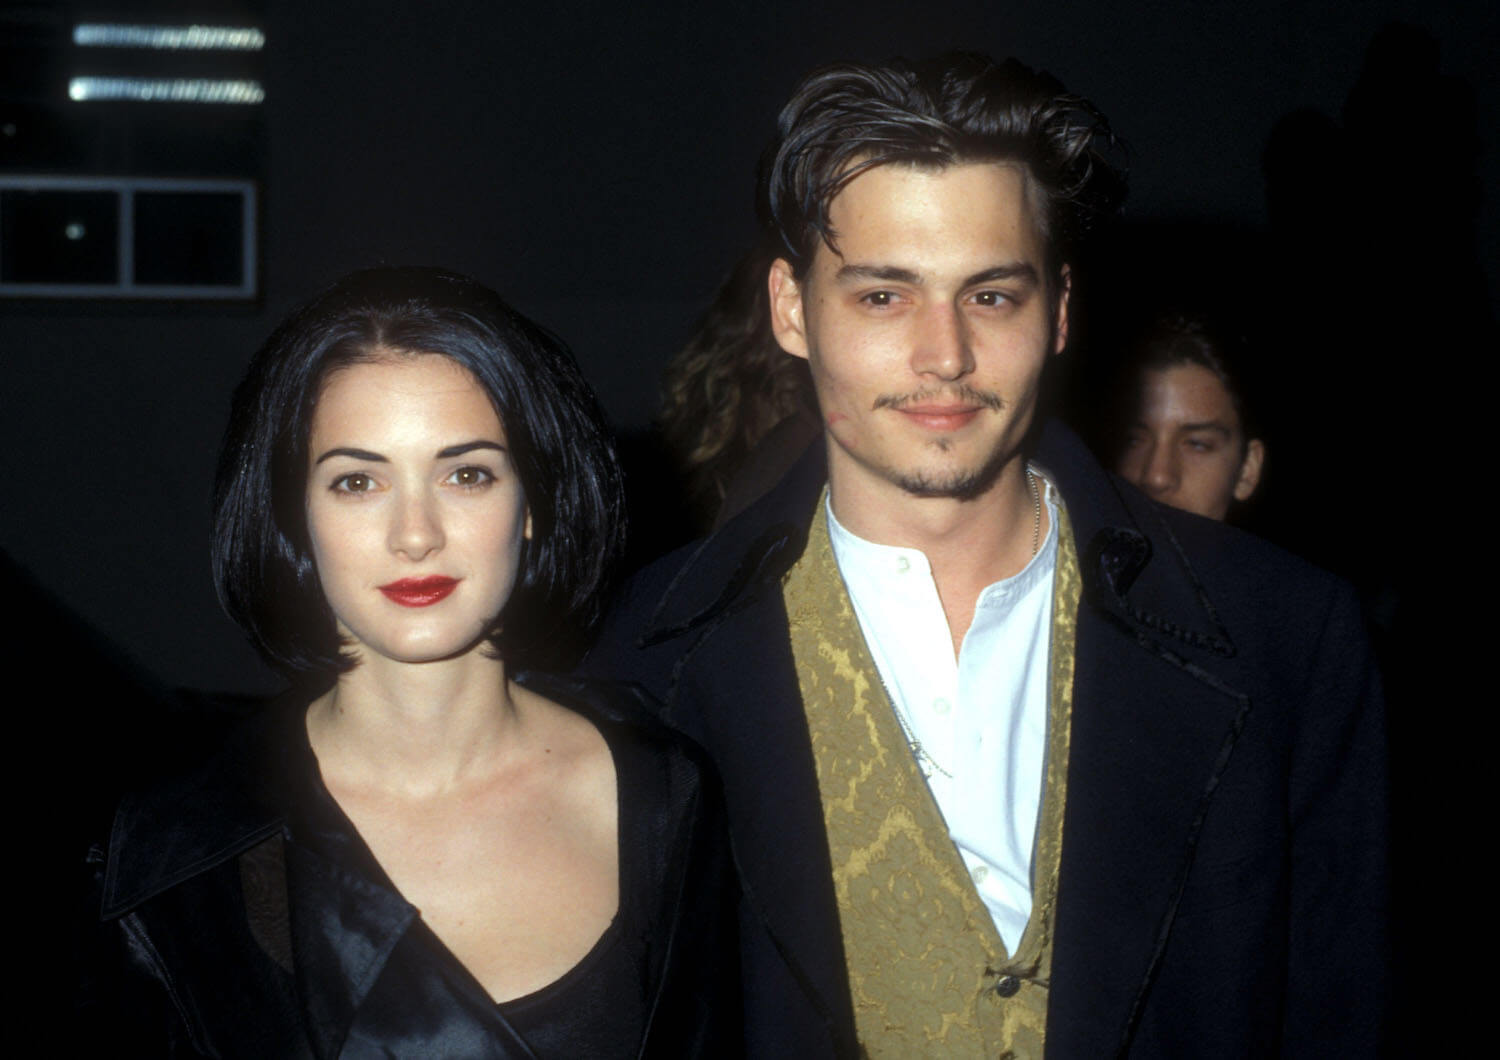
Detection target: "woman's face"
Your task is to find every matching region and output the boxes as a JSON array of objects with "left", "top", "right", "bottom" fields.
[{"left": 304, "top": 352, "right": 530, "bottom": 667}]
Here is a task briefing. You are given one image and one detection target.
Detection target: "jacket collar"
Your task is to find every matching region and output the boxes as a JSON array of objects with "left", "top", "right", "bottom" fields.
[
  {"left": 102, "top": 709, "right": 290, "bottom": 919},
  {"left": 643, "top": 418, "right": 1236, "bottom": 666},
  {"left": 641, "top": 437, "right": 826, "bottom": 649},
  {"left": 101, "top": 702, "right": 425, "bottom": 1059},
  {"left": 1032, "top": 419, "right": 1237, "bottom": 661}
]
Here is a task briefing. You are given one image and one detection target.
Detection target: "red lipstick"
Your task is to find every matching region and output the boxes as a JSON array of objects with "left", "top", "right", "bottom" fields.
[{"left": 379, "top": 576, "right": 460, "bottom": 607}]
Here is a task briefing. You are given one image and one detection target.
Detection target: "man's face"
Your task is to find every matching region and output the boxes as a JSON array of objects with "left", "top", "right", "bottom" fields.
[
  {"left": 769, "top": 162, "right": 1066, "bottom": 508},
  {"left": 1116, "top": 363, "right": 1264, "bottom": 521}
]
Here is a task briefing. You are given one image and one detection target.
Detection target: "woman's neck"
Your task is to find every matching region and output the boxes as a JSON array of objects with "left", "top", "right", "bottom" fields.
[{"left": 305, "top": 648, "right": 522, "bottom": 798}]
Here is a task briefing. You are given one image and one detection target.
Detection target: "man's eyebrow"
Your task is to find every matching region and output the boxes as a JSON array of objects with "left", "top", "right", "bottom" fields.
[
  {"left": 833, "top": 262, "right": 1041, "bottom": 287},
  {"left": 437, "top": 440, "right": 506, "bottom": 459},
  {"left": 964, "top": 263, "right": 1040, "bottom": 288},
  {"left": 314, "top": 446, "right": 386, "bottom": 465},
  {"left": 835, "top": 263, "right": 923, "bottom": 285},
  {"left": 1179, "top": 422, "right": 1233, "bottom": 437}
]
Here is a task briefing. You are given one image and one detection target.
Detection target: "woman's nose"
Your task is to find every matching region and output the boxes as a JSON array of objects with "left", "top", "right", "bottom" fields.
[{"left": 389, "top": 491, "right": 444, "bottom": 561}]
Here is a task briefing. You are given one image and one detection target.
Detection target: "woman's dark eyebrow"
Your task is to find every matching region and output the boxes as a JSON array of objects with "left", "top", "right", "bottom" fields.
[
  {"left": 437, "top": 440, "right": 506, "bottom": 459},
  {"left": 314, "top": 440, "right": 505, "bottom": 465},
  {"left": 314, "top": 446, "right": 385, "bottom": 465}
]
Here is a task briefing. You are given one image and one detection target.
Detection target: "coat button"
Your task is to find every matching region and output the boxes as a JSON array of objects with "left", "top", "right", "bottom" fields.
[{"left": 994, "top": 975, "right": 1020, "bottom": 997}]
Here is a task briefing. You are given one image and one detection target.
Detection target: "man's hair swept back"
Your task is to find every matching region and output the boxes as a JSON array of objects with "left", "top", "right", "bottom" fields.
[{"left": 758, "top": 52, "right": 1126, "bottom": 277}]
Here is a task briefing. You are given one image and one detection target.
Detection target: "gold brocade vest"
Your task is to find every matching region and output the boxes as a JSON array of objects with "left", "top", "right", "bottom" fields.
[{"left": 782, "top": 496, "right": 1082, "bottom": 1058}]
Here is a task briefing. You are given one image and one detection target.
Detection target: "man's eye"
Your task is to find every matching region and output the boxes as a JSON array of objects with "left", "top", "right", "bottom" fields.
[
  {"left": 861, "top": 291, "right": 896, "bottom": 307},
  {"left": 448, "top": 466, "right": 493, "bottom": 489},
  {"left": 333, "top": 473, "right": 374, "bottom": 494},
  {"left": 973, "top": 290, "right": 1011, "bottom": 307},
  {"left": 1185, "top": 438, "right": 1218, "bottom": 454}
]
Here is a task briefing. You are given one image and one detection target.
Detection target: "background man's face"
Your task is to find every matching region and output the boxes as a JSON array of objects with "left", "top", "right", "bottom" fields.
[
  {"left": 770, "top": 162, "right": 1066, "bottom": 506},
  {"left": 1116, "top": 363, "right": 1264, "bottom": 520}
]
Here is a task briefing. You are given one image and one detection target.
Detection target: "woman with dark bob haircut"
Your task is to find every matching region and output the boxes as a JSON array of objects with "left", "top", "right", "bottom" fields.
[{"left": 79, "top": 267, "right": 740, "bottom": 1056}]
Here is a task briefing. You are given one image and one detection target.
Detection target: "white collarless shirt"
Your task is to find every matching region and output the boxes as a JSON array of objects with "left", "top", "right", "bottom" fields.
[{"left": 825, "top": 478, "right": 1060, "bottom": 954}]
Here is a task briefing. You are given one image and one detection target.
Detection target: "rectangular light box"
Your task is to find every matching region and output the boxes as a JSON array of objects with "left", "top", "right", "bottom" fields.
[{"left": 0, "top": 175, "right": 258, "bottom": 299}]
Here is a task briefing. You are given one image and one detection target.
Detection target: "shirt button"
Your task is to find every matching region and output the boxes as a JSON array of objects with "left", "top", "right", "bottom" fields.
[
  {"left": 895, "top": 556, "right": 910, "bottom": 573},
  {"left": 971, "top": 864, "right": 989, "bottom": 885},
  {"left": 933, "top": 697, "right": 951, "bottom": 715},
  {"left": 995, "top": 975, "right": 1021, "bottom": 998}
]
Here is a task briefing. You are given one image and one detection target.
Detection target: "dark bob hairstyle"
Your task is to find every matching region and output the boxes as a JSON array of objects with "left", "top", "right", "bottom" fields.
[
  {"left": 759, "top": 52, "right": 1127, "bottom": 279},
  {"left": 212, "top": 266, "right": 626, "bottom": 677}
]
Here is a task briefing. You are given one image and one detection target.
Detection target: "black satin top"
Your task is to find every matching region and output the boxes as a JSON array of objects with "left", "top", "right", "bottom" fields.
[
  {"left": 494, "top": 706, "right": 651, "bottom": 1054},
  {"left": 499, "top": 916, "right": 642, "bottom": 1053}
]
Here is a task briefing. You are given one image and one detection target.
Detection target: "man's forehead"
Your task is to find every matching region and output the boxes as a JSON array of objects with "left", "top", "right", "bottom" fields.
[
  {"left": 830, "top": 157, "right": 1040, "bottom": 208},
  {"left": 815, "top": 159, "right": 1049, "bottom": 267},
  {"left": 1141, "top": 365, "right": 1243, "bottom": 433},
  {"left": 810, "top": 159, "right": 1056, "bottom": 287}
]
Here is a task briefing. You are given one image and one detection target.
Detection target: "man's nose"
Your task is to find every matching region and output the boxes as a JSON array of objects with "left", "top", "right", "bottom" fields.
[
  {"left": 1143, "top": 441, "right": 1179, "bottom": 497},
  {"left": 910, "top": 304, "right": 974, "bottom": 380},
  {"left": 389, "top": 490, "right": 444, "bottom": 561}
]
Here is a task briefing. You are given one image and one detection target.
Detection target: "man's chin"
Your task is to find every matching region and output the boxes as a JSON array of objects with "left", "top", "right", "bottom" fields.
[{"left": 890, "top": 459, "right": 1007, "bottom": 502}]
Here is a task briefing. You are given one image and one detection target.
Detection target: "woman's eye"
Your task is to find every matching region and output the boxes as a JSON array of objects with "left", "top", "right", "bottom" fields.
[
  {"left": 333, "top": 472, "right": 374, "bottom": 494},
  {"left": 448, "top": 466, "right": 493, "bottom": 489}
]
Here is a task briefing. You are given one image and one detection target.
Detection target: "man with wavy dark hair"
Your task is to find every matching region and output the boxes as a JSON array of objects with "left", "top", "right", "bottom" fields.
[{"left": 592, "top": 52, "right": 1386, "bottom": 1057}]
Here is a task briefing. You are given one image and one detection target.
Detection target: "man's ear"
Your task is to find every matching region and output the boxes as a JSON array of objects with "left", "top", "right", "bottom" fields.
[
  {"left": 1233, "top": 439, "right": 1265, "bottom": 502},
  {"left": 768, "top": 257, "right": 810, "bottom": 360},
  {"left": 1052, "top": 265, "right": 1072, "bottom": 355}
]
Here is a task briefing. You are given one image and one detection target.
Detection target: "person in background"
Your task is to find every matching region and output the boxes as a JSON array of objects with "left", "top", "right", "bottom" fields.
[
  {"left": 660, "top": 240, "right": 820, "bottom": 531},
  {"left": 1113, "top": 313, "right": 1265, "bottom": 521}
]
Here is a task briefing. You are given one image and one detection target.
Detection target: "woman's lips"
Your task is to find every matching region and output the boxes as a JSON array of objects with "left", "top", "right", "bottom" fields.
[{"left": 379, "top": 576, "right": 460, "bottom": 607}]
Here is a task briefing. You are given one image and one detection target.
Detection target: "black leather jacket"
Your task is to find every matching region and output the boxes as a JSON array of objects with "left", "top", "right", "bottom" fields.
[{"left": 77, "top": 673, "right": 741, "bottom": 1058}]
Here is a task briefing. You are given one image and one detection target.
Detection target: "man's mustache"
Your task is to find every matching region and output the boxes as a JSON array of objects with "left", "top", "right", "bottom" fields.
[{"left": 872, "top": 385, "right": 1006, "bottom": 412}]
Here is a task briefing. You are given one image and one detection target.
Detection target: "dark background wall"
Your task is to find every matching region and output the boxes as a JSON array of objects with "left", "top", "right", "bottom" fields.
[{"left": 3, "top": 0, "right": 1496, "bottom": 696}]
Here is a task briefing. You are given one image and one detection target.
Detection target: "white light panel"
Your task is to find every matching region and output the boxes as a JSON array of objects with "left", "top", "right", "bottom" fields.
[
  {"left": 73, "top": 23, "right": 265, "bottom": 51},
  {"left": 68, "top": 77, "right": 265, "bottom": 104}
]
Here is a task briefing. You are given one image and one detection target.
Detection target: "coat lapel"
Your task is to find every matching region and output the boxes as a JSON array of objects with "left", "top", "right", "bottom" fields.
[
  {"left": 688, "top": 601, "right": 856, "bottom": 1045},
  {"left": 1037, "top": 422, "right": 1254, "bottom": 1057},
  {"left": 282, "top": 841, "right": 419, "bottom": 1058},
  {"left": 643, "top": 443, "right": 858, "bottom": 1053},
  {"left": 278, "top": 713, "right": 540, "bottom": 1059}
]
